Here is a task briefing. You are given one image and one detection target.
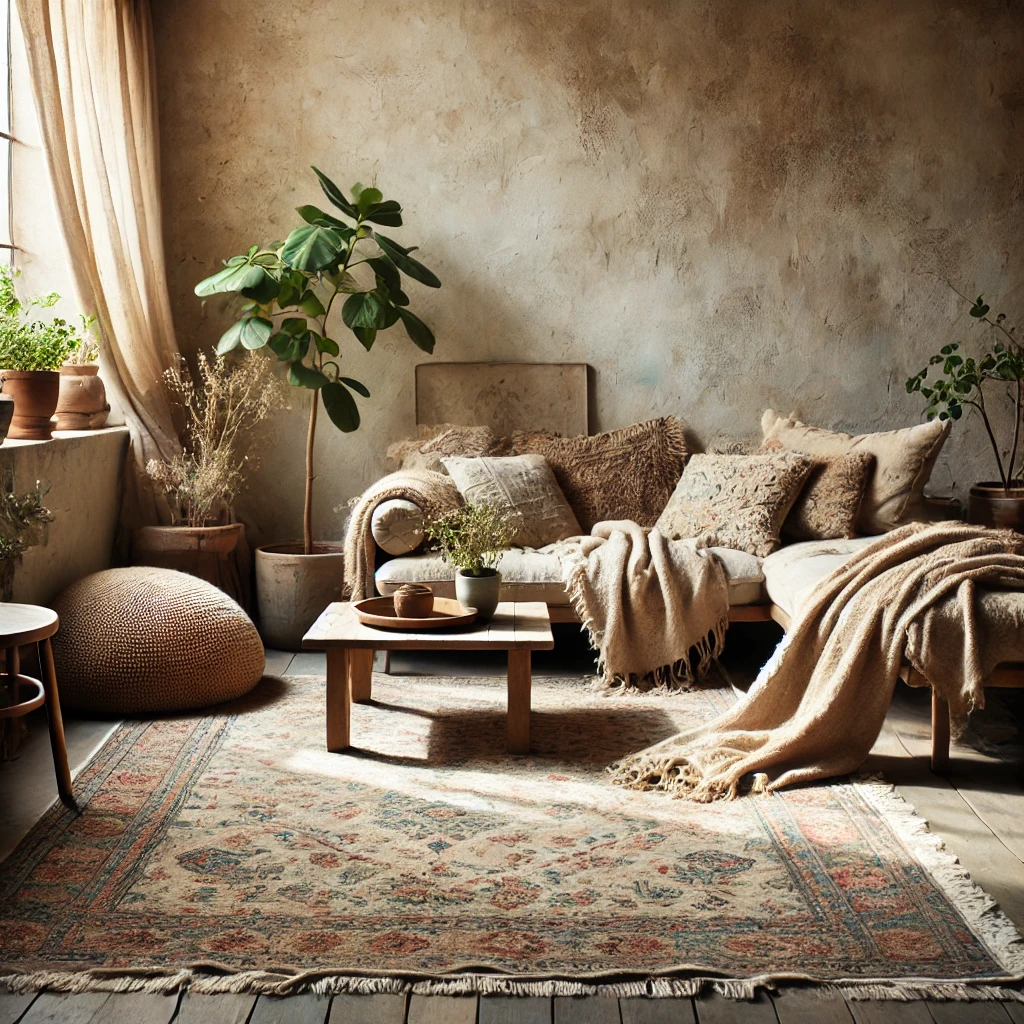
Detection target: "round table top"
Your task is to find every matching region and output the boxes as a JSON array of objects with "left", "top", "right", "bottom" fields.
[{"left": 0, "top": 603, "right": 58, "bottom": 646}]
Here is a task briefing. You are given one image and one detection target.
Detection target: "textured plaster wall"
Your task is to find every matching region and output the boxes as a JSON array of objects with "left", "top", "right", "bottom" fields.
[{"left": 151, "top": 0, "right": 1023, "bottom": 546}]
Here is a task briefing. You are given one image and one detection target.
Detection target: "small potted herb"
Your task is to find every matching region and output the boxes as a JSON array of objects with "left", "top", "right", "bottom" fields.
[
  {"left": 55, "top": 320, "right": 109, "bottom": 430},
  {"left": 0, "top": 267, "right": 94, "bottom": 440},
  {"left": 424, "top": 504, "right": 519, "bottom": 623}
]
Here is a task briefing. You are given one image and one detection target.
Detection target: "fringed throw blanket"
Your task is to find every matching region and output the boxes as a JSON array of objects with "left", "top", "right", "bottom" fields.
[
  {"left": 561, "top": 520, "right": 729, "bottom": 689},
  {"left": 343, "top": 470, "right": 462, "bottom": 600},
  {"left": 613, "top": 522, "right": 1024, "bottom": 801}
]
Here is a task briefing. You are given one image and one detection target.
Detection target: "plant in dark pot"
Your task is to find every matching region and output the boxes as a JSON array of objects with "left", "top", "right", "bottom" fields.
[
  {"left": 138, "top": 351, "right": 284, "bottom": 609},
  {"left": 908, "top": 290, "right": 1024, "bottom": 531},
  {"left": 195, "top": 167, "right": 440, "bottom": 648},
  {"left": 0, "top": 266, "right": 93, "bottom": 440},
  {"left": 424, "top": 504, "right": 519, "bottom": 623}
]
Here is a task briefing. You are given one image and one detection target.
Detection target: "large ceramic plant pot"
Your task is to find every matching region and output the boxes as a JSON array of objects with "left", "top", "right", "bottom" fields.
[
  {"left": 455, "top": 568, "right": 502, "bottom": 624},
  {"left": 255, "top": 543, "right": 345, "bottom": 650},
  {"left": 968, "top": 481, "right": 1024, "bottom": 533},
  {"left": 1, "top": 370, "right": 60, "bottom": 440},
  {"left": 55, "top": 364, "right": 109, "bottom": 430},
  {"left": 132, "top": 522, "right": 250, "bottom": 610}
]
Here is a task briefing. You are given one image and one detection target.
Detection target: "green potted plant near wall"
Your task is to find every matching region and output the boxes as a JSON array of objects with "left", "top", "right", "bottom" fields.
[
  {"left": 55, "top": 322, "right": 109, "bottom": 430},
  {"left": 424, "top": 504, "right": 518, "bottom": 623},
  {"left": 0, "top": 266, "right": 94, "bottom": 440},
  {"left": 137, "top": 350, "right": 284, "bottom": 609},
  {"left": 195, "top": 167, "right": 440, "bottom": 648},
  {"left": 907, "top": 290, "right": 1024, "bottom": 531}
]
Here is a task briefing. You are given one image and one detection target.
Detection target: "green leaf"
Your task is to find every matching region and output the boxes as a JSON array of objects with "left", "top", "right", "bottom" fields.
[
  {"left": 240, "top": 273, "right": 280, "bottom": 305},
  {"left": 196, "top": 256, "right": 267, "bottom": 297},
  {"left": 298, "top": 290, "right": 326, "bottom": 317},
  {"left": 357, "top": 187, "right": 383, "bottom": 216},
  {"left": 316, "top": 335, "right": 340, "bottom": 356},
  {"left": 322, "top": 381, "right": 361, "bottom": 432},
  {"left": 341, "top": 376, "right": 370, "bottom": 397},
  {"left": 352, "top": 327, "right": 376, "bottom": 350},
  {"left": 312, "top": 166, "right": 358, "bottom": 219},
  {"left": 281, "top": 225, "right": 344, "bottom": 271},
  {"left": 364, "top": 200, "right": 403, "bottom": 227},
  {"left": 368, "top": 257, "right": 400, "bottom": 293},
  {"left": 277, "top": 281, "right": 301, "bottom": 308},
  {"left": 287, "top": 361, "right": 330, "bottom": 389},
  {"left": 970, "top": 296, "right": 990, "bottom": 318},
  {"left": 375, "top": 233, "right": 441, "bottom": 288},
  {"left": 396, "top": 307, "right": 435, "bottom": 353},
  {"left": 217, "top": 315, "right": 272, "bottom": 354},
  {"left": 268, "top": 331, "right": 304, "bottom": 362},
  {"left": 342, "top": 291, "right": 386, "bottom": 330}
]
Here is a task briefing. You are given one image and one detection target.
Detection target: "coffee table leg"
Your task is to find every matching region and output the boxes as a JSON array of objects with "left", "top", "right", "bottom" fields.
[
  {"left": 507, "top": 649, "right": 531, "bottom": 754},
  {"left": 326, "top": 648, "right": 351, "bottom": 752},
  {"left": 349, "top": 648, "right": 374, "bottom": 703}
]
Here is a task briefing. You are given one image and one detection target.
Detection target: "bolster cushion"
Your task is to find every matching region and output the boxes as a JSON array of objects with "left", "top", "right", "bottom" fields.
[{"left": 371, "top": 498, "right": 425, "bottom": 555}]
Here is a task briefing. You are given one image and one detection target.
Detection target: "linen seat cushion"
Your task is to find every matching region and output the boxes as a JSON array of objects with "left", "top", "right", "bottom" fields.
[
  {"left": 655, "top": 452, "right": 814, "bottom": 557},
  {"left": 511, "top": 417, "right": 688, "bottom": 532},
  {"left": 50, "top": 566, "right": 265, "bottom": 714},
  {"left": 761, "top": 409, "right": 951, "bottom": 534},
  {"left": 442, "top": 453, "right": 582, "bottom": 548},
  {"left": 376, "top": 545, "right": 765, "bottom": 607}
]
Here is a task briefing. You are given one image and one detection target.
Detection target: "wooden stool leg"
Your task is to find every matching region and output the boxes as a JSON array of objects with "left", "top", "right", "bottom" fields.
[
  {"left": 383, "top": 650, "right": 392, "bottom": 675},
  {"left": 931, "top": 688, "right": 951, "bottom": 774},
  {"left": 507, "top": 650, "right": 532, "bottom": 755},
  {"left": 349, "top": 649, "right": 374, "bottom": 703},
  {"left": 326, "top": 647, "right": 352, "bottom": 752},
  {"left": 39, "top": 638, "right": 75, "bottom": 808}
]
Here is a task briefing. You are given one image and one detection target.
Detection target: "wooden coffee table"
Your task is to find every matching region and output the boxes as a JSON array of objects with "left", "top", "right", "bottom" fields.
[{"left": 302, "top": 601, "right": 554, "bottom": 755}]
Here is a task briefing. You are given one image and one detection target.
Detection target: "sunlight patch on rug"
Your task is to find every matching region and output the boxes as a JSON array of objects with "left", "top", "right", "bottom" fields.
[{"left": 1, "top": 672, "right": 1022, "bottom": 999}]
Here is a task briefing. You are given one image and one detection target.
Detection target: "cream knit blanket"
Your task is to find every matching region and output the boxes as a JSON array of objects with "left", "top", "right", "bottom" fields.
[
  {"left": 343, "top": 470, "right": 462, "bottom": 600},
  {"left": 562, "top": 521, "right": 730, "bottom": 690},
  {"left": 612, "top": 522, "right": 1024, "bottom": 800}
]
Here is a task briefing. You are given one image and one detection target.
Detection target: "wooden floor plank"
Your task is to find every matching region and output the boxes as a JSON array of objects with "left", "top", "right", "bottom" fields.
[
  {"left": 0, "top": 993, "right": 38, "bottom": 1024},
  {"left": 554, "top": 995, "right": 621, "bottom": 1024},
  {"left": 692, "top": 991, "right": 776, "bottom": 1023},
  {"left": 88, "top": 993, "right": 179, "bottom": 1024},
  {"left": 620, "top": 996, "right": 696, "bottom": 1023},
  {"left": 407, "top": 995, "right": 478, "bottom": 1024},
  {"left": 20, "top": 993, "right": 110, "bottom": 1024},
  {"left": 771, "top": 988, "right": 852, "bottom": 1023},
  {"left": 327, "top": 993, "right": 407, "bottom": 1024},
  {"left": 1002, "top": 1003, "right": 1024, "bottom": 1024},
  {"left": 479, "top": 995, "right": 553, "bottom": 1024},
  {"left": 249, "top": 993, "right": 332, "bottom": 1024},
  {"left": 927, "top": 1001, "right": 1013, "bottom": 1023},
  {"left": 174, "top": 993, "right": 259, "bottom": 1024},
  {"left": 845, "top": 1000, "right": 933, "bottom": 1024}
]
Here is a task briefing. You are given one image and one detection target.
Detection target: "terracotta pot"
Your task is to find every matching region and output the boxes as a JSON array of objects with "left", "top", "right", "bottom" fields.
[
  {"left": 393, "top": 583, "right": 434, "bottom": 618},
  {"left": 1, "top": 370, "right": 60, "bottom": 440},
  {"left": 255, "top": 543, "right": 345, "bottom": 650},
  {"left": 455, "top": 568, "right": 502, "bottom": 624},
  {"left": 967, "top": 481, "right": 1024, "bottom": 533},
  {"left": 0, "top": 395, "right": 13, "bottom": 445},
  {"left": 132, "top": 522, "right": 250, "bottom": 610},
  {"left": 55, "top": 364, "right": 109, "bottom": 430}
]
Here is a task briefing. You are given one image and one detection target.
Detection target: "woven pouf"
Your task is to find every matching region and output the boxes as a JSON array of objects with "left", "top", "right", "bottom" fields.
[{"left": 51, "top": 567, "right": 265, "bottom": 714}]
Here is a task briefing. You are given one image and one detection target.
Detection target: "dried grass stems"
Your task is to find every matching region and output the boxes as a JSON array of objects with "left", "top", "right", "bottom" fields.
[{"left": 147, "top": 353, "right": 285, "bottom": 528}]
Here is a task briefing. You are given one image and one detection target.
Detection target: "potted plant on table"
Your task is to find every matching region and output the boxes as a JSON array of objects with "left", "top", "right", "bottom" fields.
[
  {"left": 55, "top": 321, "right": 109, "bottom": 430},
  {"left": 907, "top": 290, "right": 1024, "bottom": 531},
  {"left": 0, "top": 266, "right": 94, "bottom": 440},
  {"left": 424, "top": 504, "right": 519, "bottom": 623},
  {"left": 137, "top": 351, "right": 284, "bottom": 609},
  {"left": 194, "top": 167, "right": 440, "bottom": 648}
]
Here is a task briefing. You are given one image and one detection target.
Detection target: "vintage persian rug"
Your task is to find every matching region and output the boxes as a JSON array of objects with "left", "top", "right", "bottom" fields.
[{"left": 1, "top": 672, "right": 1022, "bottom": 998}]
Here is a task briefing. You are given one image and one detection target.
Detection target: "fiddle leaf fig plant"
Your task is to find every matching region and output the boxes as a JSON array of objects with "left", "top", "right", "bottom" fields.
[{"left": 195, "top": 168, "right": 440, "bottom": 553}]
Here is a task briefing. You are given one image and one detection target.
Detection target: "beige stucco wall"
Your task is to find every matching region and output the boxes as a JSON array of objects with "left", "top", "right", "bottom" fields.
[{"left": 18, "top": 2, "right": 1024, "bottom": 548}]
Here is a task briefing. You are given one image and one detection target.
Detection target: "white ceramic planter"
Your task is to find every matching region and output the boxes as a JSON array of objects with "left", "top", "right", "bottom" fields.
[
  {"left": 255, "top": 543, "right": 345, "bottom": 650},
  {"left": 455, "top": 568, "right": 501, "bottom": 624}
]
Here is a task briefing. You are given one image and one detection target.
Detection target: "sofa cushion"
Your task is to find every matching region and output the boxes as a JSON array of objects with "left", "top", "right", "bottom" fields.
[
  {"left": 442, "top": 454, "right": 581, "bottom": 548},
  {"left": 761, "top": 409, "right": 950, "bottom": 534},
  {"left": 655, "top": 452, "right": 814, "bottom": 557},
  {"left": 511, "top": 417, "right": 688, "bottom": 531},
  {"left": 376, "top": 545, "right": 765, "bottom": 607},
  {"left": 371, "top": 498, "right": 425, "bottom": 555},
  {"left": 762, "top": 537, "right": 880, "bottom": 617}
]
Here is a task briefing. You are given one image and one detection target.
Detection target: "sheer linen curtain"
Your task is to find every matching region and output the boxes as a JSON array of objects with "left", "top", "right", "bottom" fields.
[{"left": 15, "top": 0, "right": 180, "bottom": 528}]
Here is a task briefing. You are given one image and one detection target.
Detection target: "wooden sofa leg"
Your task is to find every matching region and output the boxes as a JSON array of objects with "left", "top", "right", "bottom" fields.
[{"left": 931, "top": 688, "right": 951, "bottom": 774}]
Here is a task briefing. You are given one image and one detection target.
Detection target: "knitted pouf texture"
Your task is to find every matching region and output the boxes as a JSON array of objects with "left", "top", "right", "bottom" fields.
[{"left": 51, "top": 566, "right": 265, "bottom": 714}]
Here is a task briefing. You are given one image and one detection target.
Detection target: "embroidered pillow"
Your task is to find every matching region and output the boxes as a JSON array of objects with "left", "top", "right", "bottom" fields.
[
  {"left": 511, "top": 417, "right": 688, "bottom": 532},
  {"left": 441, "top": 454, "right": 582, "bottom": 548},
  {"left": 762, "top": 439, "right": 875, "bottom": 542},
  {"left": 761, "top": 410, "right": 950, "bottom": 534},
  {"left": 655, "top": 452, "right": 813, "bottom": 557},
  {"left": 386, "top": 425, "right": 504, "bottom": 473}
]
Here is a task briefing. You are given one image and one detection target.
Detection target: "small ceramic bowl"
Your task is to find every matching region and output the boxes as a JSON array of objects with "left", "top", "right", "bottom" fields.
[{"left": 393, "top": 583, "right": 434, "bottom": 618}]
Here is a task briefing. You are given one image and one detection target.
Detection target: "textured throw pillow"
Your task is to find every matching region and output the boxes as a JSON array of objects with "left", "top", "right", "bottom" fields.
[
  {"left": 511, "top": 417, "right": 688, "bottom": 532},
  {"left": 386, "top": 425, "right": 503, "bottom": 473},
  {"left": 655, "top": 452, "right": 813, "bottom": 557},
  {"left": 442, "top": 454, "right": 582, "bottom": 548},
  {"left": 761, "top": 410, "right": 951, "bottom": 534},
  {"left": 762, "top": 439, "right": 875, "bottom": 542}
]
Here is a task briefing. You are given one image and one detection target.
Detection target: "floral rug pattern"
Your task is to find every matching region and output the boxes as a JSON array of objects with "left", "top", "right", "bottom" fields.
[{"left": 1, "top": 672, "right": 1022, "bottom": 991}]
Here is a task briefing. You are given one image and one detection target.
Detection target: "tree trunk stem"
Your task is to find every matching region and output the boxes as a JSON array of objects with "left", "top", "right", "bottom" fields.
[{"left": 304, "top": 392, "right": 317, "bottom": 556}]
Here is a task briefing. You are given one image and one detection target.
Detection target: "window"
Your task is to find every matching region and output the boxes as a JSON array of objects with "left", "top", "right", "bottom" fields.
[{"left": 0, "top": 0, "right": 10, "bottom": 265}]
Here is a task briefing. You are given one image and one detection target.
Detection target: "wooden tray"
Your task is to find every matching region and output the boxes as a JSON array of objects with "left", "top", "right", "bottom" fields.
[{"left": 353, "top": 596, "right": 478, "bottom": 631}]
